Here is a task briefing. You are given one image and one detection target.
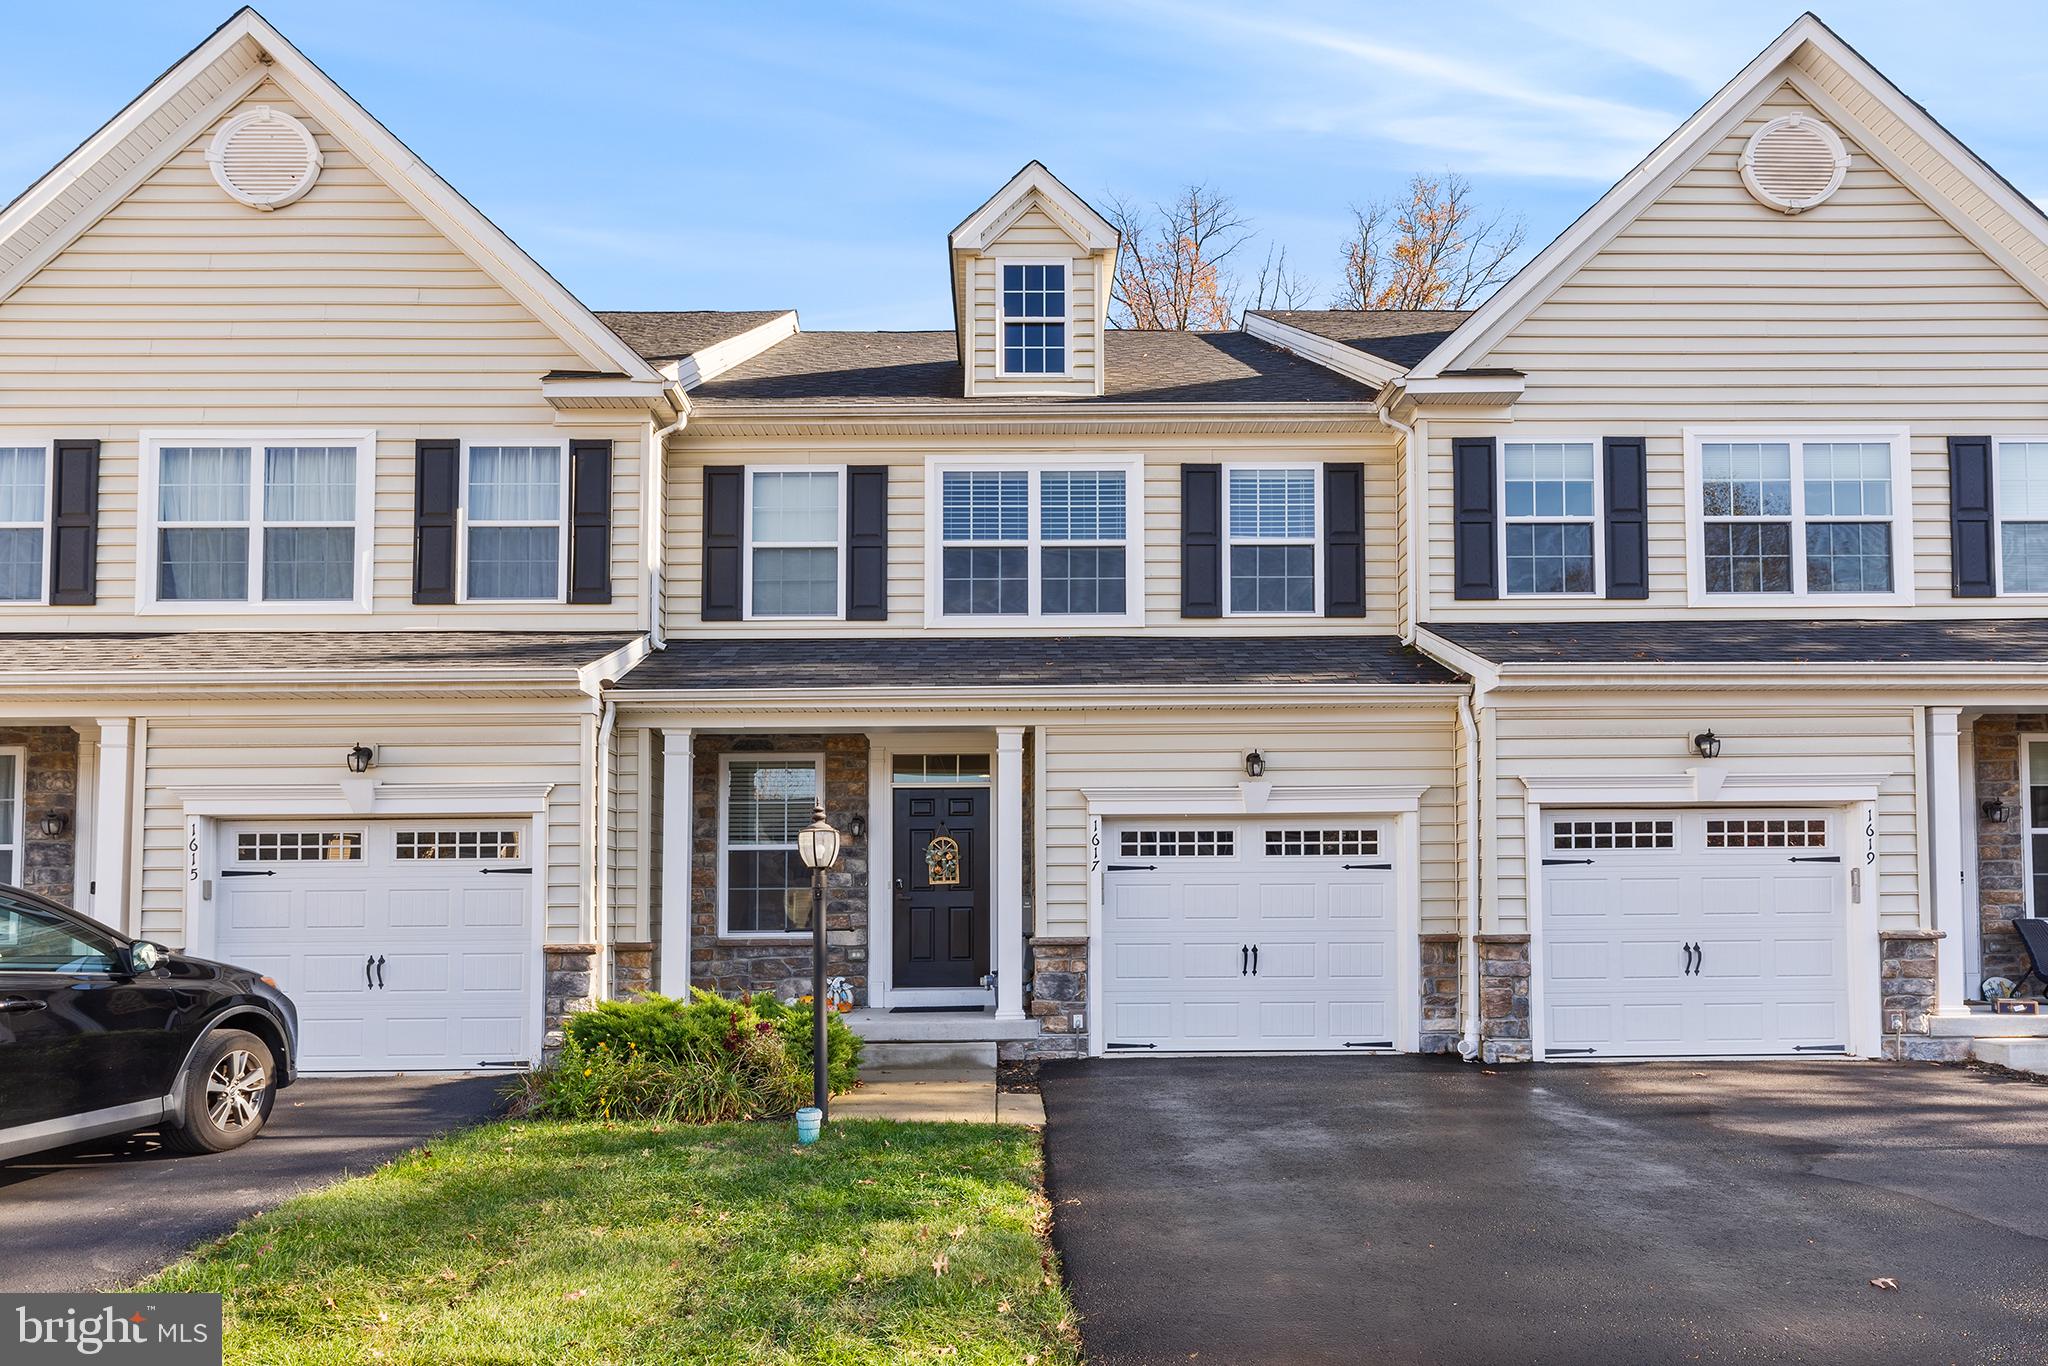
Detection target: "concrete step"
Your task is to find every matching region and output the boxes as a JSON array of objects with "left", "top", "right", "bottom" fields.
[
  {"left": 1971, "top": 1039, "right": 2048, "bottom": 1074},
  {"left": 1926, "top": 1011, "right": 2048, "bottom": 1038},
  {"left": 861, "top": 1040, "right": 999, "bottom": 1073},
  {"left": 842, "top": 1008, "right": 1041, "bottom": 1043}
]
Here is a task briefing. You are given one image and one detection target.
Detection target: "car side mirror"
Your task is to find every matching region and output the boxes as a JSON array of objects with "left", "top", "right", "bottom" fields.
[{"left": 127, "top": 940, "right": 168, "bottom": 974}]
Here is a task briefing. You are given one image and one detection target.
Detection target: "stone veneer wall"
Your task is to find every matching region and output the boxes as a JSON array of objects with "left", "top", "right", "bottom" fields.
[
  {"left": 543, "top": 945, "right": 597, "bottom": 1047},
  {"left": 691, "top": 734, "right": 870, "bottom": 1002},
  {"left": 1475, "top": 933, "right": 1532, "bottom": 1063},
  {"left": 1419, "top": 933, "right": 1462, "bottom": 1054},
  {"left": 611, "top": 942, "right": 654, "bottom": 1000},
  {"left": 0, "top": 727, "right": 78, "bottom": 905},
  {"left": 1879, "top": 930, "right": 1969, "bottom": 1061},
  {"left": 1012, "top": 936, "right": 1087, "bottom": 1060},
  {"left": 1972, "top": 714, "right": 2042, "bottom": 993}
]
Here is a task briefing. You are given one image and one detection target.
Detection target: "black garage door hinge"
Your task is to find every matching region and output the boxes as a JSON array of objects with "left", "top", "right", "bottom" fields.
[{"left": 1105, "top": 1041, "right": 1158, "bottom": 1050}]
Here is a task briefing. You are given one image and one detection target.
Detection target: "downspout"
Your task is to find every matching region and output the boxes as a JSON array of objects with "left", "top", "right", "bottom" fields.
[
  {"left": 1457, "top": 691, "right": 1484, "bottom": 1061},
  {"left": 594, "top": 696, "right": 619, "bottom": 1005},
  {"left": 645, "top": 400, "right": 687, "bottom": 648},
  {"left": 1376, "top": 399, "right": 1422, "bottom": 645}
]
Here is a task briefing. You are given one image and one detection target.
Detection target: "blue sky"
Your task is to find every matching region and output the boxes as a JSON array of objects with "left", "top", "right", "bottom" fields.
[{"left": 4, "top": 2, "right": 2045, "bottom": 329}]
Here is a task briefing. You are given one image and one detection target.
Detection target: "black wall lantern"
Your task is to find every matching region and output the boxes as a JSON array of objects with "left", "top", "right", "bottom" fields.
[
  {"left": 849, "top": 813, "right": 867, "bottom": 841},
  {"left": 38, "top": 811, "right": 68, "bottom": 839},
  {"left": 345, "top": 743, "right": 376, "bottom": 774},
  {"left": 1244, "top": 750, "right": 1266, "bottom": 779},
  {"left": 1983, "top": 796, "right": 2014, "bottom": 824},
  {"left": 1692, "top": 730, "right": 1722, "bottom": 760}
]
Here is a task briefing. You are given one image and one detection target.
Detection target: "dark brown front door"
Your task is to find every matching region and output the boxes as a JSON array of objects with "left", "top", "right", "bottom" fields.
[{"left": 894, "top": 787, "right": 989, "bottom": 988}]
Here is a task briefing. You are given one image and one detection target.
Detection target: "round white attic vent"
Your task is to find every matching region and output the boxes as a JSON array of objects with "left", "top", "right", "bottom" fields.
[
  {"left": 206, "top": 106, "right": 323, "bottom": 211},
  {"left": 1739, "top": 115, "right": 1848, "bottom": 214}
]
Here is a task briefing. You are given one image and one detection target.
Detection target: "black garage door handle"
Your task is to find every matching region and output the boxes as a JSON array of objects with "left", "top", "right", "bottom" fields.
[{"left": 220, "top": 869, "right": 274, "bottom": 878}]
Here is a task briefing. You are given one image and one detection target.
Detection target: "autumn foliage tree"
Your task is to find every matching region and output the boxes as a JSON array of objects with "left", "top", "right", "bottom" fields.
[
  {"left": 1334, "top": 171, "right": 1526, "bottom": 310},
  {"left": 1107, "top": 184, "right": 1249, "bottom": 330}
]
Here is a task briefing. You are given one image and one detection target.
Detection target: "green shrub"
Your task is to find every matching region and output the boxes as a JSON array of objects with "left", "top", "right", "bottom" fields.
[{"left": 517, "top": 989, "right": 863, "bottom": 1123}]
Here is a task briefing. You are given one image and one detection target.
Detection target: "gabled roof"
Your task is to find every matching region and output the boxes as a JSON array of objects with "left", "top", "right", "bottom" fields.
[
  {"left": 1408, "top": 12, "right": 2048, "bottom": 379},
  {"left": 948, "top": 160, "right": 1119, "bottom": 254},
  {"left": 596, "top": 311, "right": 796, "bottom": 363},
  {"left": 0, "top": 7, "right": 660, "bottom": 384},
  {"left": 1248, "top": 311, "right": 1473, "bottom": 370}
]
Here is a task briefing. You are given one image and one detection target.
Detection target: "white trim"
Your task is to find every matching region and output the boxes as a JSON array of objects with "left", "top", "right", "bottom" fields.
[
  {"left": 1519, "top": 770, "right": 1888, "bottom": 807},
  {"left": 1241, "top": 313, "right": 1409, "bottom": 388},
  {"left": 715, "top": 751, "right": 824, "bottom": 942},
  {"left": 996, "top": 258, "right": 1073, "bottom": 379},
  {"left": 1929, "top": 709, "right": 1966, "bottom": 1012},
  {"left": 658, "top": 729, "right": 693, "bottom": 995},
  {"left": 742, "top": 465, "right": 846, "bottom": 622},
  {"left": 672, "top": 313, "right": 800, "bottom": 391},
  {"left": 457, "top": 436, "right": 570, "bottom": 606},
  {"left": 1961, "top": 721, "right": 1982, "bottom": 1001},
  {"left": 1681, "top": 425, "right": 1913, "bottom": 608},
  {"left": 135, "top": 429, "right": 376, "bottom": 614},
  {"left": 994, "top": 727, "right": 1026, "bottom": 1021},
  {"left": 949, "top": 162, "right": 1118, "bottom": 254},
  {"left": 0, "top": 437, "right": 53, "bottom": 608},
  {"left": 90, "top": 719, "right": 132, "bottom": 933},
  {"left": 0, "top": 745, "right": 24, "bottom": 889},
  {"left": 1223, "top": 462, "right": 1323, "bottom": 618},
  {"left": 1082, "top": 784, "right": 1427, "bottom": 816},
  {"left": 924, "top": 456, "right": 1144, "bottom": 628},
  {"left": 1498, "top": 437, "right": 1603, "bottom": 599},
  {"left": 865, "top": 731, "right": 1003, "bottom": 1009},
  {"left": 2023, "top": 732, "right": 2048, "bottom": 930}
]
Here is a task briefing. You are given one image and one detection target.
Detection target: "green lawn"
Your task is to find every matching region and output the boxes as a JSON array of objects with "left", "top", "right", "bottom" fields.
[{"left": 144, "top": 1118, "right": 1080, "bottom": 1366}]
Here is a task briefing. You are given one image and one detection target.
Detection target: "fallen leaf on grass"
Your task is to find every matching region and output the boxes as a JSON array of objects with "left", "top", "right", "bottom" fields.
[
  {"left": 322, "top": 1297, "right": 336, "bottom": 1310},
  {"left": 563, "top": 1290, "right": 589, "bottom": 1302},
  {"left": 996, "top": 1300, "right": 1012, "bottom": 1315},
  {"left": 436, "top": 1269, "right": 458, "bottom": 1283},
  {"left": 1870, "top": 1277, "right": 1900, "bottom": 1291},
  {"left": 850, "top": 1272, "right": 865, "bottom": 1284},
  {"left": 932, "top": 1252, "right": 950, "bottom": 1277}
]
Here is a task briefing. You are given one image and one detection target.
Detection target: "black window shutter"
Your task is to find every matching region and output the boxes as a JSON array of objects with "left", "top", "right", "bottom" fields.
[
  {"left": 702, "top": 465, "right": 744, "bottom": 621},
  {"left": 1323, "top": 462, "right": 1367, "bottom": 617},
  {"left": 1452, "top": 438, "right": 1498, "bottom": 600},
  {"left": 567, "top": 439, "right": 613, "bottom": 605},
  {"left": 1949, "top": 436, "right": 1996, "bottom": 598},
  {"left": 1181, "top": 463, "right": 1222, "bottom": 617},
  {"left": 412, "top": 438, "right": 459, "bottom": 605},
  {"left": 1602, "top": 436, "right": 1649, "bottom": 600},
  {"left": 846, "top": 465, "right": 888, "bottom": 621},
  {"left": 47, "top": 439, "right": 99, "bottom": 606}
]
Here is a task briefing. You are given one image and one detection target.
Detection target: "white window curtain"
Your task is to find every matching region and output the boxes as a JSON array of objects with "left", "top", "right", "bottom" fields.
[
  {"left": 468, "top": 445, "right": 562, "bottom": 600},
  {"left": 0, "top": 447, "right": 46, "bottom": 602},
  {"left": 155, "top": 443, "right": 359, "bottom": 604},
  {"left": 749, "top": 471, "right": 840, "bottom": 616},
  {"left": 158, "top": 446, "right": 251, "bottom": 602},
  {"left": 263, "top": 446, "right": 356, "bottom": 602}
]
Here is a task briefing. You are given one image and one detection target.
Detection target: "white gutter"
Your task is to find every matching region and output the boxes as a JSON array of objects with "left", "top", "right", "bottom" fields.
[{"left": 1457, "top": 692, "right": 1484, "bottom": 1061}]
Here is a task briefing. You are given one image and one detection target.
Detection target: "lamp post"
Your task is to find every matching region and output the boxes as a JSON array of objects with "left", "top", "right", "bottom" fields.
[{"left": 795, "top": 804, "right": 843, "bottom": 1120}]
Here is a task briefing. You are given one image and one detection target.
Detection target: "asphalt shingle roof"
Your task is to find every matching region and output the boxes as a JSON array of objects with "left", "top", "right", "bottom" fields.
[
  {"left": 1429, "top": 618, "right": 2048, "bottom": 666},
  {"left": 595, "top": 310, "right": 793, "bottom": 362},
  {"left": 1249, "top": 310, "right": 1474, "bottom": 369},
  {"left": 0, "top": 632, "right": 640, "bottom": 675},
  {"left": 614, "top": 635, "right": 1458, "bottom": 691},
  {"left": 686, "top": 329, "right": 1375, "bottom": 405}
]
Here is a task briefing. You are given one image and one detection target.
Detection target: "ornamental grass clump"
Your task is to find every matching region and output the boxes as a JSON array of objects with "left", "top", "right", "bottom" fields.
[{"left": 508, "top": 989, "right": 863, "bottom": 1123}]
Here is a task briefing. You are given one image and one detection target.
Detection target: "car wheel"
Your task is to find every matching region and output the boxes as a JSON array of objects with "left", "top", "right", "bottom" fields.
[{"left": 161, "top": 1029, "right": 277, "bottom": 1155}]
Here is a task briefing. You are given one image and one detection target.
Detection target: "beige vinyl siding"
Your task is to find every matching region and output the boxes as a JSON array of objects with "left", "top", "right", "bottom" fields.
[
  {"left": 966, "top": 200, "right": 1100, "bottom": 397},
  {"left": 1423, "top": 82, "right": 2048, "bottom": 620},
  {"left": 609, "top": 724, "right": 645, "bottom": 942},
  {"left": 1484, "top": 699, "right": 1920, "bottom": 932},
  {"left": 664, "top": 436, "right": 1401, "bottom": 634},
  {"left": 1038, "top": 710, "right": 1461, "bottom": 936},
  {"left": 0, "top": 82, "right": 646, "bottom": 629},
  {"left": 133, "top": 701, "right": 591, "bottom": 945}
]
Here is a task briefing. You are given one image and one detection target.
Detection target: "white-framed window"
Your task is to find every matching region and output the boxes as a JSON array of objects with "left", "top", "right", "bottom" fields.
[
  {"left": 1996, "top": 439, "right": 2048, "bottom": 594},
  {"left": 719, "top": 753, "right": 824, "bottom": 938},
  {"left": 927, "top": 458, "right": 1140, "bottom": 624},
  {"left": 1000, "top": 261, "right": 1067, "bottom": 376},
  {"left": 0, "top": 444, "right": 49, "bottom": 605},
  {"left": 1225, "top": 465, "right": 1320, "bottom": 615},
  {"left": 1683, "top": 427, "right": 1911, "bottom": 606},
  {"left": 462, "top": 441, "right": 566, "bottom": 603},
  {"left": 746, "top": 467, "right": 843, "bottom": 619},
  {"left": 139, "top": 431, "right": 373, "bottom": 612},
  {"left": 1502, "top": 440, "right": 1600, "bottom": 596},
  {"left": 0, "top": 746, "right": 21, "bottom": 886}
]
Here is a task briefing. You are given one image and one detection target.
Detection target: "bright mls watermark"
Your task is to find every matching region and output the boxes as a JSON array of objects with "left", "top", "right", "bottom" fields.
[{"left": 3, "top": 1295, "right": 220, "bottom": 1363}]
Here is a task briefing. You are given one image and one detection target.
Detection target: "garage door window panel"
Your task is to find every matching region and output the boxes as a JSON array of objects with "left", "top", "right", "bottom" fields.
[
  {"left": 722, "top": 756, "right": 821, "bottom": 937},
  {"left": 1552, "top": 818, "right": 1674, "bottom": 851},
  {"left": 236, "top": 830, "right": 363, "bottom": 862},
  {"left": 395, "top": 830, "right": 520, "bottom": 861},
  {"left": 1266, "top": 828, "right": 1378, "bottom": 857},
  {"left": 1119, "top": 829, "right": 1235, "bottom": 858}
]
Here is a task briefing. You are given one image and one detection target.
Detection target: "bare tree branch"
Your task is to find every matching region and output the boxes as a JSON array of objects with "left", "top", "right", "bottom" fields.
[
  {"left": 1245, "top": 243, "right": 1318, "bottom": 314},
  {"left": 1109, "top": 183, "right": 1251, "bottom": 329},
  {"left": 1331, "top": 171, "right": 1526, "bottom": 310}
]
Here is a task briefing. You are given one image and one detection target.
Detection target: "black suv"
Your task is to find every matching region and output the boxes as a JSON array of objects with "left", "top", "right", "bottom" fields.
[{"left": 0, "top": 884, "right": 298, "bottom": 1162}]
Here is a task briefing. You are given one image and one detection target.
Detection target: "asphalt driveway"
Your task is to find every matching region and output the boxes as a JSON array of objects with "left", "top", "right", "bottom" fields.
[
  {"left": 0, "top": 1074, "right": 505, "bottom": 1291},
  {"left": 1040, "top": 1056, "right": 2048, "bottom": 1365}
]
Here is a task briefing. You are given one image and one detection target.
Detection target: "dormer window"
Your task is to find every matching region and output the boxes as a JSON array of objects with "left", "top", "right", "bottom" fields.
[{"left": 1001, "top": 264, "right": 1066, "bottom": 375}]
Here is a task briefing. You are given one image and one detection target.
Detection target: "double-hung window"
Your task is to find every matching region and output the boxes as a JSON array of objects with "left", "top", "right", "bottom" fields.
[
  {"left": 1689, "top": 429, "right": 1908, "bottom": 603},
  {"left": 720, "top": 755, "right": 822, "bottom": 937},
  {"left": 933, "top": 462, "right": 1135, "bottom": 622},
  {"left": 0, "top": 445, "right": 47, "bottom": 603},
  {"left": 1502, "top": 441, "right": 1598, "bottom": 595},
  {"left": 1997, "top": 440, "right": 2048, "bottom": 594},
  {"left": 144, "top": 433, "right": 369, "bottom": 609},
  {"left": 747, "top": 468, "right": 842, "bottom": 617},
  {"left": 1225, "top": 466, "right": 1318, "bottom": 614},
  {"left": 465, "top": 444, "right": 563, "bottom": 601},
  {"left": 1001, "top": 263, "right": 1066, "bottom": 375}
]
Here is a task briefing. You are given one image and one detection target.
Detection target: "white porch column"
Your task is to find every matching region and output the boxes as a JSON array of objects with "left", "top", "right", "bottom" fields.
[
  {"left": 1929, "top": 708, "right": 1966, "bottom": 1012},
  {"left": 90, "top": 718, "right": 132, "bottom": 933},
  {"left": 994, "top": 726, "right": 1026, "bottom": 1021},
  {"left": 658, "top": 729, "right": 694, "bottom": 995}
]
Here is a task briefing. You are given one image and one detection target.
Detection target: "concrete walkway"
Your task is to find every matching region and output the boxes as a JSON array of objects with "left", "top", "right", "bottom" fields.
[{"left": 836, "top": 1067, "right": 1045, "bottom": 1125}]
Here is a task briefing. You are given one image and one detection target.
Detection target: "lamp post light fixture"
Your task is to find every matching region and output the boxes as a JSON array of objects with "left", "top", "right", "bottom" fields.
[
  {"left": 345, "top": 743, "right": 376, "bottom": 774},
  {"left": 1244, "top": 750, "right": 1266, "bottom": 779},
  {"left": 795, "top": 804, "right": 843, "bottom": 1121},
  {"left": 1691, "top": 730, "right": 1722, "bottom": 761}
]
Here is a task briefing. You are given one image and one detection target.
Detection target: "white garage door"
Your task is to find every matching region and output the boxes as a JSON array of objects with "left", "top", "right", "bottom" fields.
[
  {"left": 212, "top": 822, "right": 536, "bottom": 1072},
  {"left": 1100, "top": 820, "right": 1399, "bottom": 1052},
  {"left": 1540, "top": 809, "right": 1850, "bottom": 1060}
]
